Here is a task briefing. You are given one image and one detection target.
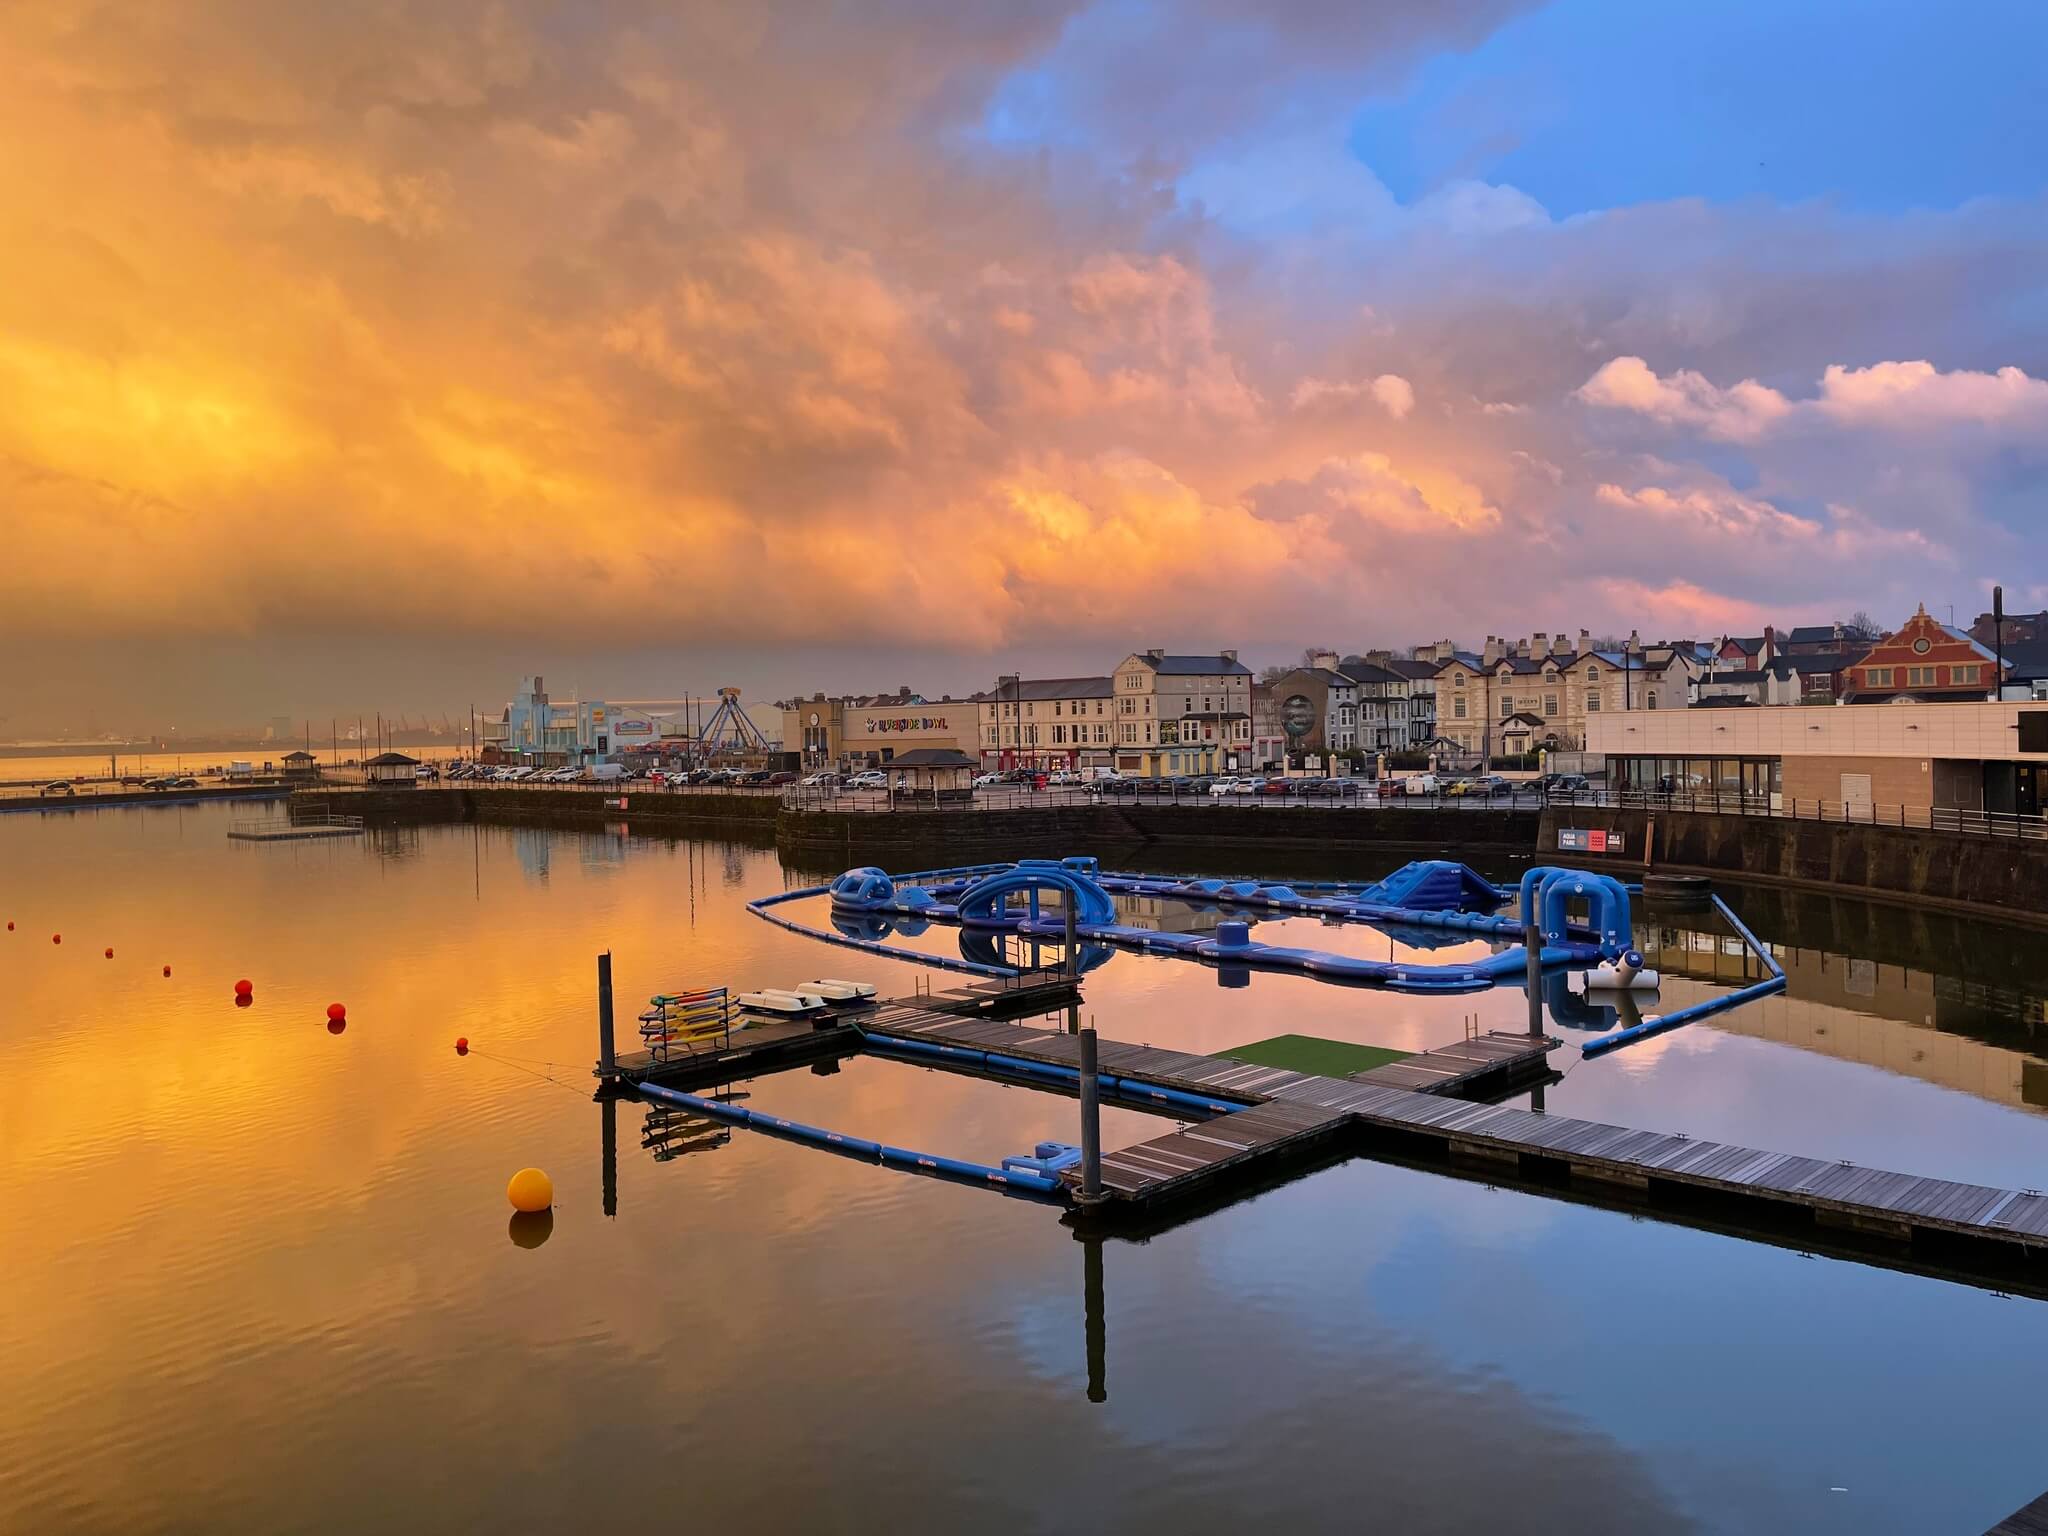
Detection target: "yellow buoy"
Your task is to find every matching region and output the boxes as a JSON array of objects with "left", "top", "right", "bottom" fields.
[{"left": 506, "top": 1167, "right": 553, "bottom": 1213}]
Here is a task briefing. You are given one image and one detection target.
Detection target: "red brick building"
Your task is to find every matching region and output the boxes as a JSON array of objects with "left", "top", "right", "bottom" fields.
[{"left": 1842, "top": 605, "right": 2001, "bottom": 702}]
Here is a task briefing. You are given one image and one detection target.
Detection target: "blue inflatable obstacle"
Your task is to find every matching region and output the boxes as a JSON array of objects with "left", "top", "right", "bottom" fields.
[{"left": 768, "top": 856, "right": 1633, "bottom": 996}]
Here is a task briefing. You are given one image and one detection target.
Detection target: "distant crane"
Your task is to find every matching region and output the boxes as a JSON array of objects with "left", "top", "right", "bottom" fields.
[{"left": 698, "top": 687, "right": 771, "bottom": 755}]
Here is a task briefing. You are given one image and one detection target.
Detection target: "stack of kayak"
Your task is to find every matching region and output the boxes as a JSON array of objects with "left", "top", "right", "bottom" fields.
[{"left": 638, "top": 986, "right": 732, "bottom": 1060}]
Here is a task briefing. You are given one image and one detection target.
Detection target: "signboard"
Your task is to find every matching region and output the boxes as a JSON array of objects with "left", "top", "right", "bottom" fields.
[
  {"left": 865, "top": 716, "right": 950, "bottom": 734},
  {"left": 1280, "top": 694, "right": 1316, "bottom": 739},
  {"left": 615, "top": 719, "right": 653, "bottom": 736},
  {"left": 1558, "top": 828, "right": 1624, "bottom": 853}
]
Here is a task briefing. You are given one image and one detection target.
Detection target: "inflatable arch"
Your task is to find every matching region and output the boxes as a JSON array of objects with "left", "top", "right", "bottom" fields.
[{"left": 955, "top": 864, "right": 1118, "bottom": 928}]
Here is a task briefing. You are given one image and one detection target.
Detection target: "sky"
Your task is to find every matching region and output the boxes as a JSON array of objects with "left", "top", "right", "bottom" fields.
[{"left": 3, "top": 0, "right": 2046, "bottom": 733}]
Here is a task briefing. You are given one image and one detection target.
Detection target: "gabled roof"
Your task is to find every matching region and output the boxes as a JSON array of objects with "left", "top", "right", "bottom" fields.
[
  {"left": 1935, "top": 622, "right": 2000, "bottom": 662},
  {"left": 1339, "top": 661, "right": 1404, "bottom": 686},
  {"left": 993, "top": 676, "right": 1113, "bottom": 702},
  {"left": 1500, "top": 711, "right": 1548, "bottom": 727},
  {"left": 1380, "top": 657, "right": 1441, "bottom": 681},
  {"left": 887, "top": 748, "right": 977, "bottom": 768},
  {"left": 1126, "top": 652, "right": 1252, "bottom": 676},
  {"left": 283, "top": 750, "right": 316, "bottom": 761},
  {"left": 365, "top": 751, "right": 420, "bottom": 766}
]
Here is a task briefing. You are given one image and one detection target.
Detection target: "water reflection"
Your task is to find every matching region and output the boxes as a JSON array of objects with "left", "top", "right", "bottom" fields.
[
  {"left": 505, "top": 1209, "right": 553, "bottom": 1249},
  {"left": 16, "top": 806, "right": 2048, "bottom": 1533},
  {"left": 1642, "top": 909, "right": 2048, "bottom": 1114}
]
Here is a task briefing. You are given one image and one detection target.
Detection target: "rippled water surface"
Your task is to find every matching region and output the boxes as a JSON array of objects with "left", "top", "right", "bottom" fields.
[{"left": 6, "top": 802, "right": 2048, "bottom": 1533}]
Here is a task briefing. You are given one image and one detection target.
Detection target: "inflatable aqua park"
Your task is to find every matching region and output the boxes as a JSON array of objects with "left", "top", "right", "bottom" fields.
[{"left": 749, "top": 857, "right": 1638, "bottom": 996}]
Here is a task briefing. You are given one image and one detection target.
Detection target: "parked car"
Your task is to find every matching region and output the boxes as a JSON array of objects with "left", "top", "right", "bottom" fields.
[
  {"left": 1538, "top": 773, "right": 1592, "bottom": 798},
  {"left": 40, "top": 780, "right": 77, "bottom": 797},
  {"left": 1046, "top": 770, "right": 1078, "bottom": 786},
  {"left": 1467, "top": 775, "right": 1515, "bottom": 798},
  {"left": 1259, "top": 777, "right": 1298, "bottom": 796},
  {"left": 848, "top": 771, "right": 887, "bottom": 790},
  {"left": 972, "top": 772, "right": 1004, "bottom": 788},
  {"left": 1402, "top": 773, "right": 1442, "bottom": 796},
  {"left": 414, "top": 764, "right": 439, "bottom": 780},
  {"left": 1208, "top": 776, "right": 1242, "bottom": 798},
  {"left": 167, "top": 777, "right": 200, "bottom": 789}
]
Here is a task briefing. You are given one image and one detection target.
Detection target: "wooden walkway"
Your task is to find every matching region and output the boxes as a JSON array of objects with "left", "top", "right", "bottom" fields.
[
  {"left": 855, "top": 1006, "right": 2048, "bottom": 1273},
  {"left": 1990, "top": 1489, "right": 2048, "bottom": 1535}
]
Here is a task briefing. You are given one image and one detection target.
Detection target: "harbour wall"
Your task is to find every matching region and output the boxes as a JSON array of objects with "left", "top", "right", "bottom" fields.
[
  {"left": 290, "top": 788, "right": 2048, "bottom": 923},
  {"left": 1537, "top": 806, "right": 2048, "bottom": 927},
  {"left": 292, "top": 786, "right": 781, "bottom": 835}
]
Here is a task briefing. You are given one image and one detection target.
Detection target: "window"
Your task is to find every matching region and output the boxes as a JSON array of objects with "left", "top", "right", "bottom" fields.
[
  {"left": 1646, "top": 694, "right": 1658, "bottom": 710},
  {"left": 1026, "top": 702, "right": 1035, "bottom": 717},
  {"left": 1500, "top": 697, "right": 1514, "bottom": 718},
  {"left": 1052, "top": 725, "right": 1066, "bottom": 745},
  {"left": 1586, "top": 692, "right": 1601, "bottom": 712},
  {"left": 1953, "top": 664, "right": 1980, "bottom": 685},
  {"left": 1907, "top": 665, "right": 1937, "bottom": 688},
  {"left": 1865, "top": 667, "right": 1893, "bottom": 688},
  {"left": 1453, "top": 698, "right": 1467, "bottom": 719},
  {"left": 1453, "top": 673, "right": 1465, "bottom": 687},
  {"left": 1544, "top": 694, "right": 1558, "bottom": 715}
]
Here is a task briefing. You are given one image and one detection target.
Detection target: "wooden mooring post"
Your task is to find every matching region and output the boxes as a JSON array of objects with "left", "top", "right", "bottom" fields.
[
  {"left": 597, "top": 951, "right": 617, "bottom": 1080},
  {"left": 1077, "top": 1026, "right": 1105, "bottom": 1204}
]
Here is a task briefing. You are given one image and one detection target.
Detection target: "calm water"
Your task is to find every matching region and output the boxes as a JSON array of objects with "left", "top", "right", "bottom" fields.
[{"left": 6, "top": 802, "right": 2048, "bottom": 1533}]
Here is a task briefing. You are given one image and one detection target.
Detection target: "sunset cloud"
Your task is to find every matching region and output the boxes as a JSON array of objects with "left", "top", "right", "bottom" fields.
[{"left": 0, "top": 2, "right": 2043, "bottom": 729}]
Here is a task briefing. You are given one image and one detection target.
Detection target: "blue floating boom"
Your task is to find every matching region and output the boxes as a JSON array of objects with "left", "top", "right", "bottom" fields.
[
  {"left": 1578, "top": 895, "right": 1786, "bottom": 1058},
  {"left": 635, "top": 1081, "right": 1064, "bottom": 1196}
]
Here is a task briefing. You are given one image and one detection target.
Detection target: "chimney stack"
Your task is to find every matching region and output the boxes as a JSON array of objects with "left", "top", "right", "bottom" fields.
[{"left": 1220, "top": 649, "right": 1238, "bottom": 664}]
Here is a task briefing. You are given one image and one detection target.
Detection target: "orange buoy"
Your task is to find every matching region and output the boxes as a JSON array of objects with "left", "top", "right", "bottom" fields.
[
  {"left": 233, "top": 978, "right": 253, "bottom": 998},
  {"left": 507, "top": 1167, "right": 553, "bottom": 1212},
  {"left": 326, "top": 1002, "right": 347, "bottom": 1022}
]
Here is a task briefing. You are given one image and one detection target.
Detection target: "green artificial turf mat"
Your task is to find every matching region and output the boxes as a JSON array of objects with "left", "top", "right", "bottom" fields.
[{"left": 1214, "top": 1033, "right": 1412, "bottom": 1077}]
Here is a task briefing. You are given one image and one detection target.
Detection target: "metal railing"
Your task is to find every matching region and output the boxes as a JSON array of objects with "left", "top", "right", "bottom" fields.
[{"left": 779, "top": 782, "right": 2048, "bottom": 840}]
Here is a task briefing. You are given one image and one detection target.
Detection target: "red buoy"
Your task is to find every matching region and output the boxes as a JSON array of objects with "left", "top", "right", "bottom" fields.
[
  {"left": 235, "top": 994, "right": 253, "bottom": 1009},
  {"left": 233, "top": 978, "right": 253, "bottom": 998},
  {"left": 52, "top": 933, "right": 61, "bottom": 945},
  {"left": 6, "top": 920, "right": 13, "bottom": 930},
  {"left": 163, "top": 965, "right": 172, "bottom": 977},
  {"left": 455, "top": 1036, "right": 469, "bottom": 1053},
  {"left": 326, "top": 1002, "right": 347, "bottom": 1022},
  {"left": 105, "top": 947, "right": 114, "bottom": 959},
  {"left": 327, "top": 1018, "right": 346, "bottom": 1035}
]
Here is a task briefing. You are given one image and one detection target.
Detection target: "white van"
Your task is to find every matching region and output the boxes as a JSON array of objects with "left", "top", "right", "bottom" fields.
[{"left": 584, "top": 762, "right": 626, "bottom": 782}]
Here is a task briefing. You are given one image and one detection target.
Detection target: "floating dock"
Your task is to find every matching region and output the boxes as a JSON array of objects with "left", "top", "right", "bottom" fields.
[
  {"left": 618, "top": 981, "right": 2048, "bottom": 1291},
  {"left": 226, "top": 812, "right": 364, "bottom": 841},
  {"left": 603, "top": 973, "right": 1084, "bottom": 1087}
]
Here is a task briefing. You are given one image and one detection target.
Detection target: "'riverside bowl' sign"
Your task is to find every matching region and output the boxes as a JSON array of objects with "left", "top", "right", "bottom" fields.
[{"left": 866, "top": 716, "right": 949, "bottom": 733}]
